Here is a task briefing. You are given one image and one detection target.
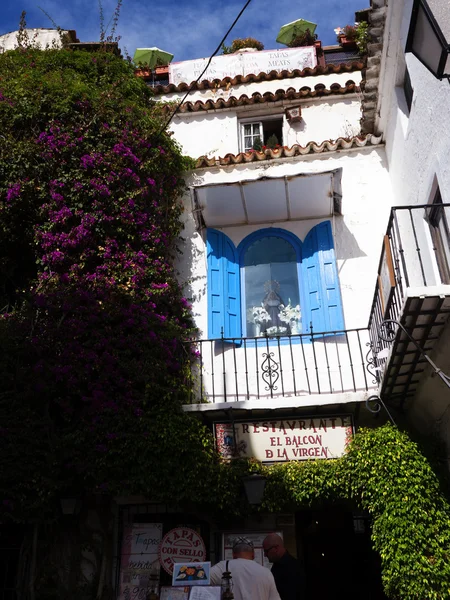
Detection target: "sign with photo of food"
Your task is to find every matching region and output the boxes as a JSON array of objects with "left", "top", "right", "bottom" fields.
[{"left": 172, "top": 562, "right": 211, "bottom": 586}]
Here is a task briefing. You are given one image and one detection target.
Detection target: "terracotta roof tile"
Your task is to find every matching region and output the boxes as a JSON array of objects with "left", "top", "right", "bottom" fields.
[
  {"left": 150, "top": 61, "right": 364, "bottom": 95},
  {"left": 195, "top": 133, "right": 383, "bottom": 168},
  {"left": 176, "top": 81, "right": 358, "bottom": 113}
]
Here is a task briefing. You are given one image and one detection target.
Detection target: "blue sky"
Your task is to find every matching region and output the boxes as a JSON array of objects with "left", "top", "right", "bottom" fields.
[{"left": 1, "top": 0, "right": 365, "bottom": 62}]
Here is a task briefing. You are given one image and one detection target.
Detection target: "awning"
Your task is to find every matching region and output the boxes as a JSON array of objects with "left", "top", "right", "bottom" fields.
[{"left": 191, "top": 169, "right": 342, "bottom": 229}]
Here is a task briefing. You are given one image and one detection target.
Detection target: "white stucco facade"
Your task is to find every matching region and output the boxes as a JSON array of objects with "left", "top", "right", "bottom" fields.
[
  {"left": 178, "top": 148, "right": 393, "bottom": 338},
  {"left": 378, "top": 0, "right": 450, "bottom": 208},
  {"left": 170, "top": 96, "right": 362, "bottom": 159},
  {"left": 160, "top": 52, "right": 396, "bottom": 407},
  {"left": 165, "top": 13, "right": 450, "bottom": 419},
  {"left": 370, "top": 0, "right": 450, "bottom": 462},
  {"left": 0, "top": 28, "right": 73, "bottom": 51}
]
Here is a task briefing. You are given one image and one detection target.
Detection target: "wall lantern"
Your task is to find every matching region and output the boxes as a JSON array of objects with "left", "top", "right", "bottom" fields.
[
  {"left": 406, "top": 0, "right": 450, "bottom": 80},
  {"left": 242, "top": 473, "right": 266, "bottom": 505},
  {"left": 60, "top": 496, "right": 81, "bottom": 516},
  {"left": 285, "top": 106, "right": 302, "bottom": 123}
]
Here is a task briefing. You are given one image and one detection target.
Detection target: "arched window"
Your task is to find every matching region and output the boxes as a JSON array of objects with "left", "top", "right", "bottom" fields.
[{"left": 206, "top": 222, "right": 343, "bottom": 339}]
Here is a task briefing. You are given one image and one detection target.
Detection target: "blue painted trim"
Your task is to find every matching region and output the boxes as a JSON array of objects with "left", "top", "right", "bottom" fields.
[
  {"left": 237, "top": 227, "right": 303, "bottom": 260},
  {"left": 206, "top": 228, "right": 242, "bottom": 341},
  {"left": 207, "top": 223, "right": 344, "bottom": 342}
]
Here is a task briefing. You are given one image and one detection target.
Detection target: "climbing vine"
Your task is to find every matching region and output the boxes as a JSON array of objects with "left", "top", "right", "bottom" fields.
[
  {"left": 225, "top": 424, "right": 450, "bottom": 600},
  {"left": 0, "top": 46, "right": 205, "bottom": 522}
]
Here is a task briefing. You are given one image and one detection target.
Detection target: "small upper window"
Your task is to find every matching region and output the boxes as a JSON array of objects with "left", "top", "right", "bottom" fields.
[
  {"left": 240, "top": 117, "right": 283, "bottom": 152},
  {"left": 242, "top": 122, "right": 263, "bottom": 152}
]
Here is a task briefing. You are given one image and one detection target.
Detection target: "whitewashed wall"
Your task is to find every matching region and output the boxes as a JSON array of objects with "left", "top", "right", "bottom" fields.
[
  {"left": 177, "top": 149, "right": 392, "bottom": 404},
  {"left": 177, "top": 147, "right": 393, "bottom": 338},
  {"left": 380, "top": 0, "right": 450, "bottom": 208},
  {"left": 169, "top": 97, "right": 362, "bottom": 159},
  {"left": 0, "top": 28, "right": 70, "bottom": 50}
]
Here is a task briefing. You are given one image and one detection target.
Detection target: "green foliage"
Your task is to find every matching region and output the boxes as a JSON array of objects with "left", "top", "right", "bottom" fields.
[
  {"left": 251, "top": 136, "right": 263, "bottom": 151},
  {"left": 344, "top": 425, "right": 450, "bottom": 599},
  {"left": 222, "top": 37, "right": 264, "bottom": 54},
  {"left": 287, "top": 29, "right": 318, "bottom": 48},
  {"left": 355, "top": 21, "right": 370, "bottom": 55},
  {"left": 0, "top": 47, "right": 204, "bottom": 522},
  {"left": 236, "top": 424, "right": 450, "bottom": 600},
  {"left": 266, "top": 134, "right": 280, "bottom": 149}
]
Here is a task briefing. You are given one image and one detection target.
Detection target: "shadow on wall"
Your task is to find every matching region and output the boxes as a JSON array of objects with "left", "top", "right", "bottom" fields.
[
  {"left": 334, "top": 217, "right": 367, "bottom": 265},
  {"left": 175, "top": 198, "right": 207, "bottom": 309}
]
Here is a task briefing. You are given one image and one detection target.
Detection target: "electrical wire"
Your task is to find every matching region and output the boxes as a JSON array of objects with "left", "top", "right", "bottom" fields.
[{"left": 156, "top": 0, "right": 253, "bottom": 136}]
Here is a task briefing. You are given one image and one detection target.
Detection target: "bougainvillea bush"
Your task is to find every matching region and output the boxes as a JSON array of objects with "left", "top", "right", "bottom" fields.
[{"left": 0, "top": 47, "right": 220, "bottom": 520}]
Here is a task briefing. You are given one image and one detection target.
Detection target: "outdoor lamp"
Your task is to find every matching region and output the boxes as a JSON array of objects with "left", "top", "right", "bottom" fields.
[
  {"left": 406, "top": 0, "right": 450, "bottom": 80},
  {"left": 60, "top": 496, "right": 81, "bottom": 516},
  {"left": 242, "top": 473, "right": 266, "bottom": 505}
]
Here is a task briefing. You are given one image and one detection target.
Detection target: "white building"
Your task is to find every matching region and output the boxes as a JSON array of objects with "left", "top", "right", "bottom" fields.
[
  {"left": 0, "top": 28, "right": 78, "bottom": 52},
  {"left": 121, "top": 1, "right": 450, "bottom": 596}
]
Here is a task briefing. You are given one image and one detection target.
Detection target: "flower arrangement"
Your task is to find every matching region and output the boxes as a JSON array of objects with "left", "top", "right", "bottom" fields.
[
  {"left": 334, "top": 25, "right": 357, "bottom": 42},
  {"left": 247, "top": 304, "right": 271, "bottom": 324},
  {"left": 266, "top": 325, "right": 287, "bottom": 336},
  {"left": 278, "top": 302, "right": 301, "bottom": 324},
  {"left": 335, "top": 22, "right": 369, "bottom": 53}
]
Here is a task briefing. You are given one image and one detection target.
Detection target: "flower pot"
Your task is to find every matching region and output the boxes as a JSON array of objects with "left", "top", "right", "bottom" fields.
[
  {"left": 266, "top": 147, "right": 283, "bottom": 159},
  {"left": 290, "top": 320, "right": 300, "bottom": 335},
  {"left": 254, "top": 323, "right": 261, "bottom": 337},
  {"left": 338, "top": 36, "right": 357, "bottom": 49}
]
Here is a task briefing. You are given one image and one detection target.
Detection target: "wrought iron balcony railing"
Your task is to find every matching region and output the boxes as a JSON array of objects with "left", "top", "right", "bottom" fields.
[
  {"left": 368, "top": 203, "right": 450, "bottom": 385},
  {"left": 187, "top": 328, "right": 375, "bottom": 404}
]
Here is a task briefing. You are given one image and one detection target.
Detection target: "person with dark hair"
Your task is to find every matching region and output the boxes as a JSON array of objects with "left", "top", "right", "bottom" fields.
[
  {"left": 262, "top": 534, "right": 305, "bottom": 600},
  {"left": 210, "top": 537, "right": 280, "bottom": 600}
]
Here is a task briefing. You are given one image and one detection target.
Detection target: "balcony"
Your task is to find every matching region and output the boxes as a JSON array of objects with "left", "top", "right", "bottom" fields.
[
  {"left": 184, "top": 328, "right": 375, "bottom": 410},
  {"left": 368, "top": 204, "right": 450, "bottom": 408}
]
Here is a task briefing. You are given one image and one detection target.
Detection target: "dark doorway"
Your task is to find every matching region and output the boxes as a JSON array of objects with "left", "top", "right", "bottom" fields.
[
  {"left": 0, "top": 525, "right": 24, "bottom": 600},
  {"left": 296, "top": 506, "right": 387, "bottom": 600}
]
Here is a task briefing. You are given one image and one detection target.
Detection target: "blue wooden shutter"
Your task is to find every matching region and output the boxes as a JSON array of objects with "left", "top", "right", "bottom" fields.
[
  {"left": 206, "top": 229, "right": 241, "bottom": 339},
  {"left": 301, "top": 221, "right": 344, "bottom": 333}
]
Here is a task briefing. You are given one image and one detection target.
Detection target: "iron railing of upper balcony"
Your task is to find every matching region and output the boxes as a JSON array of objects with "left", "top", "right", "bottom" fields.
[
  {"left": 186, "top": 327, "right": 375, "bottom": 404},
  {"left": 368, "top": 203, "right": 450, "bottom": 380}
]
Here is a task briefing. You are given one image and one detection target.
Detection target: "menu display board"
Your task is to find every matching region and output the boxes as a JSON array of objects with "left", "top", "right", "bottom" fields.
[{"left": 117, "top": 523, "right": 163, "bottom": 600}]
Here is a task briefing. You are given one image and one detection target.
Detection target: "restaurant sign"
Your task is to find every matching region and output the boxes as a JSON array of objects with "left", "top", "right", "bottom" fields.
[
  {"left": 215, "top": 416, "right": 353, "bottom": 462},
  {"left": 169, "top": 47, "right": 316, "bottom": 85},
  {"left": 159, "top": 527, "right": 206, "bottom": 575}
]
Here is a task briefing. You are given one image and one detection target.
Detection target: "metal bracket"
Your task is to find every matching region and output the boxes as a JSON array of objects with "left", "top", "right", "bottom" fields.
[{"left": 365, "top": 394, "right": 397, "bottom": 425}]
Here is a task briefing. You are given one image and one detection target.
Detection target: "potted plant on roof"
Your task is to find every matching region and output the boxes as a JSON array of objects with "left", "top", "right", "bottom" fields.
[
  {"left": 334, "top": 25, "right": 357, "bottom": 49},
  {"left": 287, "top": 28, "right": 318, "bottom": 48},
  {"left": 222, "top": 37, "right": 264, "bottom": 54}
]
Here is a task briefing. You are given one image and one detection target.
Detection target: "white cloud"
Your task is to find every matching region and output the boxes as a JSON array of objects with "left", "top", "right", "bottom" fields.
[{"left": 2, "top": 0, "right": 362, "bottom": 61}]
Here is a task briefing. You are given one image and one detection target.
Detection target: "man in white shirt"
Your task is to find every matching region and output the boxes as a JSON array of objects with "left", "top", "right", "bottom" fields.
[{"left": 210, "top": 537, "right": 281, "bottom": 600}]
